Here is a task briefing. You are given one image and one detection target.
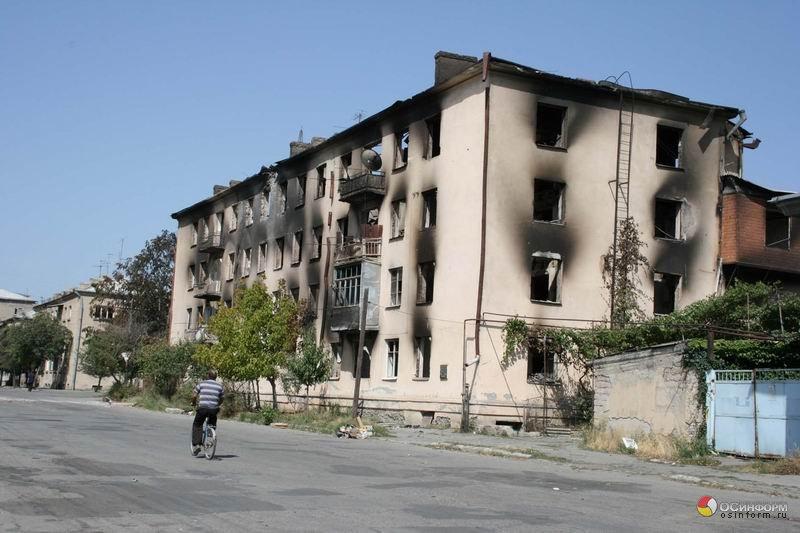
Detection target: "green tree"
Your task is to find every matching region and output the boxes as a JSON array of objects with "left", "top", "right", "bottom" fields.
[
  {"left": 285, "top": 330, "right": 331, "bottom": 410},
  {"left": 95, "top": 230, "right": 176, "bottom": 335},
  {"left": 195, "top": 281, "right": 300, "bottom": 409},
  {"left": 80, "top": 324, "right": 141, "bottom": 386},
  {"left": 138, "top": 340, "right": 196, "bottom": 397},
  {"left": 0, "top": 314, "right": 71, "bottom": 378}
]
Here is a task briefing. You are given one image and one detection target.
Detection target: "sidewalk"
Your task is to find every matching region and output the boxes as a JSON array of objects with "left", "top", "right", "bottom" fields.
[{"left": 388, "top": 427, "right": 800, "bottom": 499}]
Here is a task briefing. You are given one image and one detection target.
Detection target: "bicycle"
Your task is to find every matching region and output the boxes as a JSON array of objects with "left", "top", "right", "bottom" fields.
[{"left": 191, "top": 419, "right": 217, "bottom": 460}]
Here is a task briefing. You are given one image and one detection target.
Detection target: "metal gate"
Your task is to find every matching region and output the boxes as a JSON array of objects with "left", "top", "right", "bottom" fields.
[{"left": 706, "top": 369, "right": 800, "bottom": 457}]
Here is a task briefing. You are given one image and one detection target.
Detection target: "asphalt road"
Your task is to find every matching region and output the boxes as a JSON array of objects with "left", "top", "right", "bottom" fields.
[{"left": 0, "top": 389, "right": 795, "bottom": 532}]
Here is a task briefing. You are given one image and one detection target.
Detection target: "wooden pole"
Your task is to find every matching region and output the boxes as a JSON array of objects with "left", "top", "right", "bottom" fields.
[{"left": 351, "top": 289, "right": 369, "bottom": 419}]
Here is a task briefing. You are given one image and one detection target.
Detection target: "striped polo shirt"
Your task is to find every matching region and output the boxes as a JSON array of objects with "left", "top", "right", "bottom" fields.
[{"left": 195, "top": 379, "right": 224, "bottom": 409}]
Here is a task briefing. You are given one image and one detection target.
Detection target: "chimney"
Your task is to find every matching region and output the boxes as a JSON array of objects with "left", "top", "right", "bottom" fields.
[
  {"left": 434, "top": 51, "right": 479, "bottom": 85},
  {"left": 213, "top": 185, "right": 228, "bottom": 195},
  {"left": 229, "top": 180, "right": 241, "bottom": 187},
  {"left": 289, "top": 136, "right": 327, "bottom": 157}
]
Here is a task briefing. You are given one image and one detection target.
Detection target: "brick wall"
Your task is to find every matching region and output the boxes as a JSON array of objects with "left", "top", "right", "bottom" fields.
[{"left": 721, "top": 193, "right": 800, "bottom": 274}]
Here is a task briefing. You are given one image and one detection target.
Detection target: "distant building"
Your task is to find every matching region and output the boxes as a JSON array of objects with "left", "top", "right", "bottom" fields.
[
  {"left": 0, "top": 289, "right": 35, "bottom": 322},
  {"left": 34, "top": 280, "right": 119, "bottom": 390}
]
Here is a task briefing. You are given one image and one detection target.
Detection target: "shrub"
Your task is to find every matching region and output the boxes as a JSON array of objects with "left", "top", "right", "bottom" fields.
[
  {"left": 138, "top": 341, "right": 196, "bottom": 398},
  {"left": 260, "top": 406, "right": 278, "bottom": 425},
  {"left": 107, "top": 381, "right": 139, "bottom": 401}
]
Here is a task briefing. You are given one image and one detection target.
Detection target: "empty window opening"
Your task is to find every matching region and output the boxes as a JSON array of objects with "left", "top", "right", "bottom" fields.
[
  {"left": 316, "top": 164, "right": 326, "bottom": 199},
  {"left": 536, "top": 104, "right": 566, "bottom": 148},
  {"left": 425, "top": 114, "right": 441, "bottom": 159},
  {"left": 242, "top": 248, "right": 252, "bottom": 277},
  {"left": 339, "top": 152, "right": 352, "bottom": 179},
  {"left": 653, "top": 272, "right": 680, "bottom": 315},
  {"left": 390, "top": 199, "right": 406, "bottom": 238},
  {"left": 334, "top": 264, "right": 361, "bottom": 307},
  {"left": 196, "top": 306, "right": 203, "bottom": 325},
  {"left": 416, "top": 261, "right": 435, "bottom": 305},
  {"left": 414, "top": 336, "right": 431, "bottom": 379},
  {"left": 337, "top": 216, "right": 349, "bottom": 244},
  {"left": 527, "top": 336, "right": 556, "bottom": 383},
  {"left": 530, "top": 254, "right": 562, "bottom": 303},
  {"left": 188, "top": 265, "right": 196, "bottom": 290},
  {"left": 533, "top": 180, "right": 564, "bottom": 222},
  {"left": 422, "top": 189, "right": 437, "bottom": 229},
  {"left": 290, "top": 287, "right": 300, "bottom": 301},
  {"left": 386, "top": 339, "right": 399, "bottom": 379},
  {"left": 495, "top": 420, "right": 523, "bottom": 431},
  {"left": 296, "top": 175, "right": 306, "bottom": 207},
  {"left": 330, "top": 344, "right": 342, "bottom": 380},
  {"left": 279, "top": 182, "right": 287, "bottom": 213},
  {"left": 245, "top": 198, "right": 254, "bottom": 226},
  {"left": 655, "top": 199, "right": 682, "bottom": 239},
  {"left": 292, "top": 230, "right": 303, "bottom": 265},
  {"left": 765, "top": 209, "right": 790, "bottom": 249},
  {"left": 229, "top": 204, "right": 239, "bottom": 231},
  {"left": 656, "top": 125, "right": 683, "bottom": 168},
  {"left": 394, "top": 128, "right": 409, "bottom": 168},
  {"left": 308, "top": 284, "right": 319, "bottom": 315},
  {"left": 260, "top": 190, "right": 270, "bottom": 219},
  {"left": 91, "top": 305, "right": 114, "bottom": 322},
  {"left": 420, "top": 411, "right": 435, "bottom": 426},
  {"left": 389, "top": 267, "right": 402, "bottom": 307},
  {"left": 199, "top": 261, "right": 208, "bottom": 283},
  {"left": 257, "top": 242, "right": 267, "bottom": 272},
  {"left": 191, "top": 222, "right": 199, "bottom": 246},
  {"left": 274, "top": 238, "right": 284, "bottom": 270},
  {"left": 312, "top": 225, "right": 323, "bottom": 260},
  {"left": 226, "top": 252, "right": 235, "bottom": 280},
  {"left": 214, "top": 212, "right": 223, "bottom": 234},
  {"left": 355, "top": 345, "right": 371, "bottom": 379}
]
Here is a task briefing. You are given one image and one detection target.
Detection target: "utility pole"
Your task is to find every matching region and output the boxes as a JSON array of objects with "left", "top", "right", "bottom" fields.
[{"left": 351, "top": 288, "right": 369, "bottom": 419}]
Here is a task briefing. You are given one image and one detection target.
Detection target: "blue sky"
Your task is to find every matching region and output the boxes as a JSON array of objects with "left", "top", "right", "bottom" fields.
[{"left": 1, "top": 1, "right": 798, "bottom": 301}]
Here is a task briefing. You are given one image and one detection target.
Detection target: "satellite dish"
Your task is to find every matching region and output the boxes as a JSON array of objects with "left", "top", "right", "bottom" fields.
[{"left": 360, "top": 149, "right": 382, "bottom": 171}]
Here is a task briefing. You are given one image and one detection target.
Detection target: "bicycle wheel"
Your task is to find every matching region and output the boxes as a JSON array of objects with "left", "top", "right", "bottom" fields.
[{"left": 204, "top": 426, "right": 217, "bottom": 460}]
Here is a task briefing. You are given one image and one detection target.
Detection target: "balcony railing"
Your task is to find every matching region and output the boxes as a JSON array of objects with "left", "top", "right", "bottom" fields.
[
  {"left": 339, "top": 171, "right": 386, "bottom": 202},
  {"left": 198, "top": 231, "right": 224, "bottom": 252},
  {"left": 334, "top": 238, "right": 382, "bottom": 264},
  {"left": 194, "top": 279, "right": 222, "bottom": 300}
]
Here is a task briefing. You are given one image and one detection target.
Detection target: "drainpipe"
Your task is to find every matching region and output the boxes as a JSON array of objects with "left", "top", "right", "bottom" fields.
[
  {"left": 71, "top": 292, "right": 85, "bottom": 390},
  {"left": 473, "top": 52, "right": 491, "bottom": 372}
]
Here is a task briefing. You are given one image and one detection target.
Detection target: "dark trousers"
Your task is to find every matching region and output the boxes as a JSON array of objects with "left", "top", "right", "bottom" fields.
[{"left": 192, "top": 407, "right": 219, "bottom": 446}]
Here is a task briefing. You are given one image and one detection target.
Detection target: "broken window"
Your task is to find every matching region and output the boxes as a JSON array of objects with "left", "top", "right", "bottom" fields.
[
  {"left": 414, "top": 336, "right": 431, "bottom": 379},
  {"left": 337, "top": 216, "right": 349, "bottom": 244},
  {"left": 653, "top": 272, "right": 680, "bottom": 315},
  {"left": 527, "top": 336, "right": 556, "bottom": 383},
  {"left": 188, "top": 265, "right": 196, "bottom": 290},
  {"left": 530, "top": 254, "right": 561, "bottom": 303},
  {"left": 214, "top": 212, "right": 223, "bottom": 234},
  {"left": 765, "top": 209, "right": 790, "bottom": 249},
  {"left": 390, "top": 199, "right": 406, "bottom": 239},
  {"left": 330, "top": 344, "right": 341, "bottom": 380},
  {"left": 316, "top": 164, "right": 326, "bottom": 199},
  {"left": 339, "top": 152, "right": 352, "bottom": 179},
  {"left": 533, "top": 179, "right": 564, "bottom": 222},
  {"left": 292, "top": 230, "right": 303, "bottom": 264},
  {"left": 655, "top": 199, "right": 682, "bottom": 240},
  {"left": 656, "top": 125, "right": 683, "bottom": 168},
  {"left": 416, "top": 261, "right": 435, "bottom": 305},
  {"left": 535, "top": 103, "right": 566, "bottom": 148},
  {"left": 257, "top": 242, "right": 267, "bottom": 272},
  {"left": 425, "top": 114, "right": 441, "bottom": 159},
  {"left": 389, "top": 267, "right": 402, "bottom": 307},
  {"left": 260, "top": 190, "right": 270, "bottom": 219},
  {"left": 312, "top": 225, "right": 323, "bottom": 260},
  {"left": 244, "top": 198, "right": 254, "bottom": 226},
  {"left": 226, "top": 252, "right": 235, "bottom": 280},
  {"left": 199, "top": 261, "right": 208, "bottom": 284},
  {"left": 186, "top": 308, "right": 192, "bottom": 329},
  {"left": 334, "top": 264, "right": 361, "bottom": 307},
  {"left": 386, "top": 339, "right": 399, "bottom": 379},
  {"left": 229, "top": 204, "right": 239, "bottom": 231},
  {"left": 422, "top": 189, "right": 437, "bottom": 229},
  {"left": 308, "top": 284, "right": 319, "bottom": 315},
  {"left": 242, "top": 248, "right": 251, "bottom": 277},
  {"left": 279, "top": 182, "right": 287, "bottom": 214},
  {"left": 394, "top": 128, "right": 409, "bottom": 169},
  {"left": 91, "top": 305, "right": 114, "bottom": 322},
  {"left": 274, "top": 238, "right": 284, "bottom": 270},
  {"left": 191, "top": 222, "right": 198, "bottom": 246},
  {"left": 296, "top": 175, "right": 306, "bottom": 207},
  {"left": 356, "top": 346, "right": 371, "bottom": 379}
]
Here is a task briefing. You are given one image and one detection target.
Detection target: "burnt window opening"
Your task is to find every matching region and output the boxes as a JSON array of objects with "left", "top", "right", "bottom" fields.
[
  {"left": 289, "top": 287, "right": 300, "bottom": 301},
  {"left": 292, "top": 230, "right": 303, "bottom": 265},
  {"left": 414, "top": 336, "right": 431, "bottom": 379},
  {"left": 308, "top": 283, "right": 319, "bottom": 308},
  {"left": 296, "top": 175, "right": 306, "bottom": 207},
  {"left": 242, "top": 248, "right": 252, "bottom": 277},
  {"left": 390, "top": 199, "right": 406, "bottom": 239},
  {"left": 653, "top": 272, "right": 680, "bottom": 315},
  {"left": 394, "top": 128, "right": 409, "bottom": 169},
  {"left": 535, "top": 103, "right": 567, "bottom": 148},
  {"left": 656, "top": 125, "right": 683, "bottom": 168},
  {"left": 330, "top": 344, "right": 341, "bottom": 380},
  {"left": 339, "top": 152, "right": 352, "bottom": 179},
  {"left": 425, "top": 114, "right": 441, "bottom": 159},
  {"left": 244, "top": 198, "right": 254, "bottom": 226},
  {"left": 527, "top": 336, "right": 556, "bottom": 384},
  {"left": 279, "top": 182, "right": 287, "bottom": 214},
  {"left": 765, "top": 209, "right": 790, "bottom": 249},
  {"left": 416, "top": 261, "right": 435, "bottom": 305},
  {"left": 312, "top": 225, "right": 323, "bottom": 260},
  {"left": 337, "top": 216, "right": 349, "bottom": 245},
  {"left": 191, "top": 222, "right": 198, "bottom": 246},
  {"left": 356, "top": 346, "right": 371, "bottom": 379},
  {"left": 260, "top": 190, "right": 270, "bottom": 219},
  {"left": 257, "top": 242, "right": 267, "bottom": 272},
  {"left": 389, "top": 267, "right": 402, "bottom": 307},
  {"left": 229, "top": 204, "right": 239, "bottom": 231},
  {"left": 226, "top": 252, "right": 235, "bottom": 280},
  {"left": 530, "top": 254, "right": 561, "bottom": 303},
  {"left": 274, "top": 238, "right": 284, "bottom": 270},
  {"left": 533, "top": 180, "right": 565, "bottom": 222},
  {"left": 334, "top": 263, "right": 361, "bottom": 307},
  {"left": 422, "top": 189, "right": 437, "bottom": 229},
  {"left": 316, "top": 164, "right": 326, "bottom": 199},
  {"left": 385, "top": 339, "right": 399, "bottom": 379},
  {"left": 654, "top": 199, "right": 682, "bottom": 240}
]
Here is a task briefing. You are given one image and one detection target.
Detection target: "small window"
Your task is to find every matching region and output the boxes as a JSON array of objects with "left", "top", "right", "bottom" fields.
[
  {"left": 656, "top": 125, "right": 683, "bottom": 168},
  {"left": 296, "top": 175, "right": 306, "bottom": 207},
  {"left": 390, "top": 199, "right": 406, "bottom": 239},
  {"left": 425, "top": 114, "right": 441, "bottom": 159},
  {"left": 527, "top": 337, "right": 556, "bottom": 383},
  {"left": 414, "top": 336, "right": 431, "bottom": 379},
  {"left": 279, "top": 182, "right": 287, "bottom": 214},
  {"left": 337, "top": 216, "right": 349, "bottom": 244},
  {"left": 339, "top": 152, "right": 352, "bottom": 179},
  {"left": 330, "top": 344, "right": 342, "bottom": 380},
  {"left": 386, "top": 339, "right": 399, "bottom": 379},
  {"left": 242, "top": 248, "right": 252, "bottom": 277},
  {"left": 530, "top": 254, "right": 561, "bottom": 303},
  {"left": 312, "top": 225, "right": 323, "bottom": 260},
  {"left": 274, "top": 238, "right": 284, "bottom": 270},
  {"left": 765, "top": 209, "right": 790, "bottom": 249},
  {"left": 226, "top": 252, "right": 235, "bottom": 280},
  {"left": 188, "top": 265, "right": 196, "bottom": 290},
  {"left": 260, "top": 190, "right": 270, "bottom": 219},
  {"left": 229, "top": 204, "right": 239, "bottom": 231},
  {"left": 191, "top": 222, "right": 198, "bottom": 246},
  {"left": 389, "top": 267, "right": 402, "bottom": 307},
  {"left": 655, "top": 199, "right": 682, "bottom": 240},
  {"left": 533, "top": 180, "right": 564, "bottom": 222},
  {"left": 292, "top": 230, "right": 303, "bottom": 265},
  {"left": 653, "top": 272, "right": 680, "bottom": 315},
  {"left": 316, "top": 164, "right": 326, "bottom": 199},
  {"left": 536, "top": 103, "right": 567, "bottom": 148},
  {"left": 422, "top": 189, "right": 437, "bottom": 229},
  {"left": 257, "top": 242, "right": 267, "bottom": 273},
  {"left": 416, "top": 262, "right": 435, "bottom": 305},
  {"left": 244, "top": 198, "right": 254, "bottom": 226},
  {"left": 334, "top": 264, "right": 361, "bottom": 307},
  {"left": 394, "top": 128, "right": 409, "bottom": 169}
]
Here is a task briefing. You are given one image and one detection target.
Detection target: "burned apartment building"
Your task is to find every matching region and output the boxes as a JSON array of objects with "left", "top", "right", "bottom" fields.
[{"left": 169, "top": 51, "right": 755, "bottom": 428}]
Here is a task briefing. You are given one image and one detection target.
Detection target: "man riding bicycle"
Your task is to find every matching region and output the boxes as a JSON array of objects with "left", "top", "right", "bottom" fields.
[{"left": 191, "top": 370, "right": 224, "bottom": 456}]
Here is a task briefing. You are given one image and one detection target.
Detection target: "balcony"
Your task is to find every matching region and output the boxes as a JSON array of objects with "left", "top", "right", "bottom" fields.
[
  {"left": 194, "top": 279, "right": 222, "bottom": 300},
  {"left": 198, "top": 232, "right": 224, "bottom": 253},
  {"left": 334, "top": 238, "right": 382, "bottom": 265},
  {"left": 339, "top": 171, "right": 386, "bottom": 203}
]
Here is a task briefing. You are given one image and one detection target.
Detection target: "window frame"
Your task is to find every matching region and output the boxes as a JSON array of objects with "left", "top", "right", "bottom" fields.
[
  {"left": 394, "top": 128, "right": 409, "bottom": 169},
  {"left": 389, "top": 267, "right": 402, "bottom": 308},
  {"left": 333, "top": 263, "right": 362, "bottom": 307},
  {"left": 274, "top": 237, "right": 284, "bottom": 270},
  {"left": 533, "top": 179, "right": 565, "bottom": 224},
  {"left": 416, "top": 261, "right": 435, "bottom": 305},
  {"left": 424, "top": 114, "right": 441, "bottom": 159},
  {"left": 292, "top": 230, "right": 303, "bottom": 265},
  {"left": 414, "top": 336, "right": 431, "bottom": 380},
  {"left": 390, "top": 198, "right": 407, "bottom": 239},
  {"left": 421, "top": 189, "right": 437, "bottom": 230},
  {"left": 655, "top": 124, "right": 685, "bottom": 169},
  {"left": 530, "top": 253, "right": 562, "bottom": 304},
  {"left": 316, "top": 164, "right": 327, "bottom": 199},
  {"left": 385, "top": 338, "right": 399, "bottom": 379},
  {"left": 654, "top": 198, "right": 683, "bottom": 241},
  {"left": 535, "top": 103, "right": 567, "bottom": 149},
  {"left": 653, "top": 271, "right": 681, "bottom": 315}
]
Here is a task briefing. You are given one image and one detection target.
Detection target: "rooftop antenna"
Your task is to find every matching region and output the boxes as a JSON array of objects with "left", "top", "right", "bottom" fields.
[
  {"left": 118, "top": 238, "right": 125, "bottom": 262},
  {"left": 298, "top": 127, "right": 304, "bottom": 143},
  {"left": 353, "top": 110, "right": 365, "bottom": 123},
  {"left": 93, "top": 263, "right": 104, "bottom": 278}
]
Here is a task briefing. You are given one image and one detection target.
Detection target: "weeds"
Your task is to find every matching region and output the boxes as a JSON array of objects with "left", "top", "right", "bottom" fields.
[
  {"left": 733, "top": 454, "right": 800, "bottom": 475},
  {"left": 582, "top": 424, "right": 716, "bottom": 464}
]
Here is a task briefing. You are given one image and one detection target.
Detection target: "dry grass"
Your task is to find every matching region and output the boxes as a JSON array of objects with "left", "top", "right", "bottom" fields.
[
  {"left": 737, "top": 454, "right": 800, "bottom": 475},
  {"left": 582, "top": 424, "right": 717, "bottom": 464}
]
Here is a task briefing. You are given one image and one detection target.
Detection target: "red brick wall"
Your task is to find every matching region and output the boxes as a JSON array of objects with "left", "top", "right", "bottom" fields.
[{"left": 721, "top": 193, "right": 800, "bottom": 274}]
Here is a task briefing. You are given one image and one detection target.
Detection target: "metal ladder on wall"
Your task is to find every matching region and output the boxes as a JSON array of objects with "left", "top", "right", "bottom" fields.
[{"left": 608, "top": 75, "right": 635, "bottom": 324}]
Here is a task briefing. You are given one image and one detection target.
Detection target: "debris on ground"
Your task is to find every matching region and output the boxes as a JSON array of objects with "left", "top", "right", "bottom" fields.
[
  {"left": 270, "top": 422, "right": 289, "bottom": 429},
  {"left": 336, "top": 417, "right": 373, "bottom": 439},
  {"left": 621, "top": 437, "right": 638, "bottom": 451}
]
